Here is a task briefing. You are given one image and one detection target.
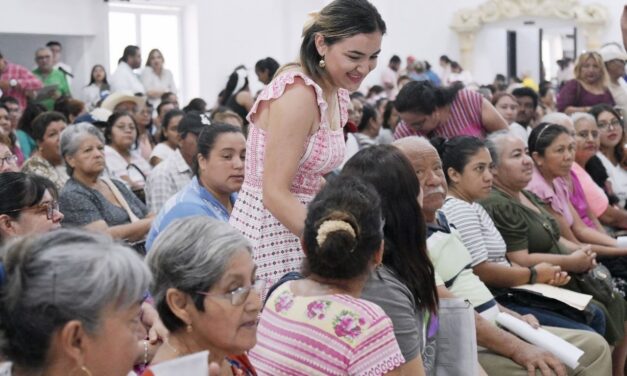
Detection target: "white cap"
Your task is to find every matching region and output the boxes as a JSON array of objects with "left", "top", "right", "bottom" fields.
[{"left": 600, "top": 44, "right": 627, "bottom": 63}]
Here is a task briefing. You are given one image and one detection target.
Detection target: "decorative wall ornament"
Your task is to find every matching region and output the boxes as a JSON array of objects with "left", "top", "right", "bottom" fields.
[{"left": 450, "top": 0, "right": 609, "bottom": 71}]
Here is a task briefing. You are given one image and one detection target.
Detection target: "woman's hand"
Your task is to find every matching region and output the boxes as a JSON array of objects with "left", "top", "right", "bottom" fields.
[
  {"left": 534, "top": 262, "right": 570, "bottom": 286},
  {"left": 568, "top": 247, "right": 596, "bottom": 273},
  {"left": 141, "top": 301, "right": 169, "bottom": 344}
]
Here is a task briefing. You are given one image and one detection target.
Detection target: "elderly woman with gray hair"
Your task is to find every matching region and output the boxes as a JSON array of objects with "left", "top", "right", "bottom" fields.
[
  {"left": 58, "top": 122, "right": 154, "bottom": 242},
  {"left": 145, "top": 216, "right": 261, "bottom": 375},
  {"left": 0, "top": 228, "right": 151, "bottom": 376}
]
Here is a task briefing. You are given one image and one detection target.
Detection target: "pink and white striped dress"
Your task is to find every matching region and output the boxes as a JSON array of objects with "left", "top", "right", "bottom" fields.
[
  {"left": 229, "top": 71, "right": 348, "bottom": 289},
  {"left": 393, "top": 88, "right": 484, "bottom": 140},
  {"left": 249, "top": 281, "right": 405, "bottom": 375}
]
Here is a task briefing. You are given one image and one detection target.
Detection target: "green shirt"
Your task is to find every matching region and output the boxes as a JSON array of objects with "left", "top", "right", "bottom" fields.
[{"left": 32, "top": 68, "right": 71, "bottom": 110}]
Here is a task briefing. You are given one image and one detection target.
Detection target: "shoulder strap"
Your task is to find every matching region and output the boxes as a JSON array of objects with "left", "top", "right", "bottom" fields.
[{"left": 101, "top": 177, "right": 140, "bottom": 223}]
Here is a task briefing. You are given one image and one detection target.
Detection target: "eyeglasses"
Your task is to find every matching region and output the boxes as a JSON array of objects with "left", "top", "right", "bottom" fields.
[
  {"left": 598, "top": 119, "right": 622, "bottom": 130},
  {"left": 2, "top": 200, "right": 59, "bottom": 220},
  {"left": 196, "top": 279, "right": 266, "bottom": 306},
  {"left": 576, "top": 130, "right": 599, "bottom": 139},
  {"left": 0, "top": 154, "right": 17, "bottom": 168}
]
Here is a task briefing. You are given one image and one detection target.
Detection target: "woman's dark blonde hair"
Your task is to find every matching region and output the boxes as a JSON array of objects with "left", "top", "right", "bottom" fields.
[
  {"left": 281, "top": 0, "right": 386, "bottom": 83},
  {"left": 574, "top": 51, "right": 609, "bottom": 86}
]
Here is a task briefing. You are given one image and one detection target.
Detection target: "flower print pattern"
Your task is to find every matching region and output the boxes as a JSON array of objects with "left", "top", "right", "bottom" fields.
[
  {"left": 274, "top": 290, "right": 294, "bottom": 313},
  {"left": 332, "top": 310, "right": 366, "bottom": 341},
  {"left": 306, "top": 300, "right": 331, "bottom": 319}
]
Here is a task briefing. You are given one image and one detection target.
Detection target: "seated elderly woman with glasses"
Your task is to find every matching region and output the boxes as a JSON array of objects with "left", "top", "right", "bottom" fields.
[
  {"left": 144, "top": 216, "right": 262, "bottom": 375},
  {"left": 0, "top": 172, "right": 63, "bottom": 243},
  {"left": 0, "top": 133, "right": 18, "bottom": 173},
  {"left": 0, "top": 229, "right": 151, "bottom": 376}
]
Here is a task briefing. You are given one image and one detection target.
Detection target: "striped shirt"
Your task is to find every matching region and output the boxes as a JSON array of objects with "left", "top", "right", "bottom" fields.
[
  {"left": 441, "top": 196, "right": 509, "bottom": 267},
  {"left": 394, "top": 89, "right": 484, "bottom": 140},
  {"left": 250, "top": 281, "right": 405, "bottom": 375}
]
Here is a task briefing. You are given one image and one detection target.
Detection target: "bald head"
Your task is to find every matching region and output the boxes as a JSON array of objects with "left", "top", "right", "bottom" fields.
[{"left": 393, "top": 136, "right": 446, "bottom": 221}]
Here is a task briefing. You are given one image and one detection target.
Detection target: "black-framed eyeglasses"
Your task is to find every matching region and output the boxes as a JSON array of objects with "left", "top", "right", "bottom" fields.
[
  {"left": 0, "top": 154, "right": 17, "bottom": 169},
  {"left": 598, "top": 119, "right": 622, "bottom": 130},
  {"left": 196, "top": 279, "right": 266, "bottom": 306},
  {"left": 2, "top": 200, "right": 59, "bottom": 220}
]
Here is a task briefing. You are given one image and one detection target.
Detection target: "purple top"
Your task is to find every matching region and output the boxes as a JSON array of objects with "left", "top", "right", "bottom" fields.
[
  {"left": 526, "top": 166, "right": 574, "bottom": 226},
  {"left": 557, "top": 79, "right": 615, "bottom": 112},
  {"left": 568, "top": 170, "right": 595, "bottom": 228}
]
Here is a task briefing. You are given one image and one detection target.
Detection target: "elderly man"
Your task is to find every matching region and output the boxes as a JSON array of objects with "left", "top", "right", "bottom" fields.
[
  {"left": 32, "top": 47, "right": 71, "bottom": 110},
  {"left": 0, "top": 50, "right": 42, "bottom": 110},
  {"left": 392, "top": 136, "right": 611, "bottom": 375}
]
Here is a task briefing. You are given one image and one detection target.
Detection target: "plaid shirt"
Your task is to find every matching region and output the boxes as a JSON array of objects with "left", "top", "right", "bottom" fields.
[
  {"left": 144, "top": 149, "right": 192, "bottom": 213},
  {"left": 1, "top": 61, "right": 43, "bottom": 109}
]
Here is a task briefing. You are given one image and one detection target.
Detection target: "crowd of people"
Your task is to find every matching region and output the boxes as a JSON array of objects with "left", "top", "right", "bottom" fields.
[{"left": 3, "top": 0, "right": 627, "bottom": 375}]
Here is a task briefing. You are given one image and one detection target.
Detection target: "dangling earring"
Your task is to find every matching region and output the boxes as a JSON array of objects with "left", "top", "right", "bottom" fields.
[
  {"left": 186, "top": 323, "right": 193, "bottom": 333},
  {"left": 80, "top": 366, "right": 93, "bottom": 376},
  {"left": 319, "top": 56, "right": 326, "bottom": 69}
]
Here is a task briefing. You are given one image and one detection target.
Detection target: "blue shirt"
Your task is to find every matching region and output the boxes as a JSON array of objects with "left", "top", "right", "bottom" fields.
[{"left": 146, "top": 176, "right": 237, "bottom": 250}]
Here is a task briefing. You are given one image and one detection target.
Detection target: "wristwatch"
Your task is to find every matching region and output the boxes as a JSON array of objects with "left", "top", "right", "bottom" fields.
[
  {"left": 528, "top": 266, "right": 538, "bottom": 284},
  {"left": 9, "top": 79, "right": 17, "bottom": 88}
]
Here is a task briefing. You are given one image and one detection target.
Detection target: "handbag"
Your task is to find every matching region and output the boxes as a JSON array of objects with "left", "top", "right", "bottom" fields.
[
  {"left": 434, "top": 298, "right": 479, "bottom": 376},
  {"left": 569, "top": 264, "right": 615, "bottom": 306}
]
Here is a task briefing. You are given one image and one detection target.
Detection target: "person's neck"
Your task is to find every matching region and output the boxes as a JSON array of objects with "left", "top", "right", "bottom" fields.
[
  {"left": 39, "top": 69, "right": 52, "bottom": 77},
  {"left": 599, "top": 145, "right": 618, "bottom": 165},
  {"left": 493, "top": 180, "right": 522, "bottom": 202},
  {"left": 580, "top": 78, "right": 603, "bottom": 90},
  {"left": 113, "top": 144, "right": 131, "bottom": 159},
  {"left": 166, "top": 139, "right": 177, "bottom": 149},
  {"left": 437, "top": 104, "right": 452, "bottom": 125},
  {"left": 363, "top": 127, "right": 378, "bottom": 138},
  {"left": 307, "top": 273, "right": 367, "bottom": 299},
  {"left": 154, "top": 66, "right": 163, "bottom": 75},
  {"left": 166, "top": 331, "right": 228, "bottom": 367},
  {"left": 447, "top": 185, "right": 475, "bottom": 204},
  {"left": 199, "top": 175, "right": 232, "bottom": 213},
  {"left": 73, "top": 170, "right": 100, "bottom": 188},
  {"left": 424, "top": 210, "right": 436, "bottom": 224},
  {"left": 537, "top": 166, "right": 557, "bottom": 185}
]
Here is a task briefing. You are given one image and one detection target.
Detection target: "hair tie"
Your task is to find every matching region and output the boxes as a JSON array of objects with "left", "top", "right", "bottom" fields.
[
  {"left": 536, "top": 123, "right": 554, "bottom": 141},
  {"left": 233, "top": 68, "right": 248, "bottom": 95},
  {"left": 316, "top": 220, "right": 356, "bottom": 251}
]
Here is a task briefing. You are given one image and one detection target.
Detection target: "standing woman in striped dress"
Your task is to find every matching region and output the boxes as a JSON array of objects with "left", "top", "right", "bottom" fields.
[
  {"left": 392, "top": 80, "right": 508, "bottom": 140},
  {"left": 229, "top": 0, "right": 387, "bottom": 293}
]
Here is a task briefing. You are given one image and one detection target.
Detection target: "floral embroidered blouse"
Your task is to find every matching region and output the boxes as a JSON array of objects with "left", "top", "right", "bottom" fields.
[{"left": 249, "top": 281, "right": 404, "bottom": 375}]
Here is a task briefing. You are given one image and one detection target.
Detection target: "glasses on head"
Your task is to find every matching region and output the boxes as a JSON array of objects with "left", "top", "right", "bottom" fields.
[
  {"left": 196, "top": 279, "right": 266, "bottom": 306},
  {"left": 2, "top": 200, "right": 59, "bottom": 220},
  {"left": 0, "top": 154, "right": 17, "bottom": 168},
  {"left": 576, "top": 130, "right": 599, "bottom": 139},
  {"left": 598, "top": 119, "right": 622, "bottom": 131}
]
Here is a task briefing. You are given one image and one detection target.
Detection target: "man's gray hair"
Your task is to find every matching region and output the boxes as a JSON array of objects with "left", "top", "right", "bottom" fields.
[
  {"left": 146, "top": 216, "right": 252, "bottom": 331},
  {"left": 570, "top": 112, "right": 596, "bottom": 128},
  {"left": 0, "top": 229, "right": 150, "bottom": 369},
  {"left": 59, "top": 122, "right": 105, "bottom": 176}
]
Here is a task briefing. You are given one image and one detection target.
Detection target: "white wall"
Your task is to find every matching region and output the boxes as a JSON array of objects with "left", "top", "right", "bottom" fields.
[{"left": 1, "top": 0, "right": 625, "bottom": 105}]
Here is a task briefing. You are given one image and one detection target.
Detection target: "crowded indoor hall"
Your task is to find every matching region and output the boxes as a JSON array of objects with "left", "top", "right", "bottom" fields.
[{"left": 2, "top": 0, "right": 627, "bottom": 375}]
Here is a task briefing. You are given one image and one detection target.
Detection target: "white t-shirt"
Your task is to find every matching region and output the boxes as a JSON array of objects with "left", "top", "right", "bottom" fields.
[
  {"left": 104, "top": 145, "right": 152, "bottom": 189},
  {"left": 110, "top": 62, "right": 145, "bottom": 94},
  {"left": 149, "top": 143, "right": 175, "bottom": 163},
  {"left": 596, "top": 151, "right": 627, "bottom": 208}
]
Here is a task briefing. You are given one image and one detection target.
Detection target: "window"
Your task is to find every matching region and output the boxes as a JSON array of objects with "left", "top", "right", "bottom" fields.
[{"left": 108, "top": 3, "right": 182, "bottom": 98}]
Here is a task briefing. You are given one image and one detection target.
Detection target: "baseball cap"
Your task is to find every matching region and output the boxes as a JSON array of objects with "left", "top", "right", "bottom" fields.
[
  {"left": 600, "top": 44, "right": 627, "bottom": 63},
  {"left": 177, "top": 111, "right": 212, "bottom": 136}
]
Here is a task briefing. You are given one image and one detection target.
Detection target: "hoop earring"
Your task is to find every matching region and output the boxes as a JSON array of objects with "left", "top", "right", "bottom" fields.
[{"left": 319, "top": 57, "right": 326, "bottom": 69}]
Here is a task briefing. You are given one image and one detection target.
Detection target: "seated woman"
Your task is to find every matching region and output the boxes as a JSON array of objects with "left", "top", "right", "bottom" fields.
[
  {"left": 393, "top": 80, "right": 508, "bottom": 140},
  {"left": 557, "top": 52, "right": 615, "bottom": 115},
  {"left": 377, "top": 100, "right": 399, "bottom": 145},
  {"left": 0, "top": 172, "right": 63, "bottom": 243},
  {"left": 104, "top": 112, "right": 152, "bottom": 196},
  {"left": 481, "top": 130, "right": 627, "bottom": 374},
  {"left": 0, "top": 228, "right": 151, "bottom": 376},
  {"left": 524, "top": 123, "right": 627, "bottom": 257},
  {"left": 59, "top": 122, "right": 154, "bottom": 242},
  {"left": 0, "top": 133, "right": 19, "bottom": 173},
  {"left": 149, "top": 109, "right": 184, "bottom": 167},
  {"left": 146, "top": 124, "right": 245, "bottom": 250},
  {"left": 250, "top": 175, "right": 405, "bottom": 375},
  {"left": 145, "top": 216, "right": 260, "bottom": 375},
  {"left": 21, "top": 111, "right": 69, "bottom": 191},
  {"left": 341, "top": 146, "right": 438, "bottom": 375},
  {"left": 437, "top": 135, "right": 604, "bottom": 333},
  {"left": 587, "top": 104, "right": 627, "bottom": 209}
]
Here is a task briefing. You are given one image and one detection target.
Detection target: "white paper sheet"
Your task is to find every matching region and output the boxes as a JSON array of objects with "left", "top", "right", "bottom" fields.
[
  {"left": 148, "top": 350, "right": 209, "bottom": 375},
  {"left": 496, "top": 312, "right": 583, "bottom": 369},
  {"left": 512, "top": 283, "right": 592, "bottom": 310}
]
